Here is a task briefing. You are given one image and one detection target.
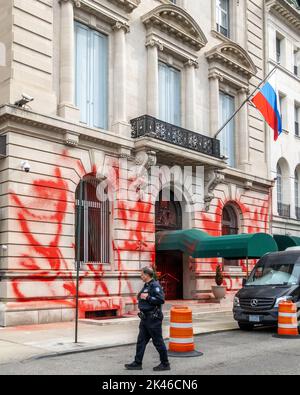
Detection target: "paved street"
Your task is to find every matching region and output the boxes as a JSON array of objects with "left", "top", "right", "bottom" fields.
[
  {"left": 1, "top": 328, "right": 300, "bottom": 375},
  {"left": 0, "top": 308, "right": 236, "bottom": 365}
]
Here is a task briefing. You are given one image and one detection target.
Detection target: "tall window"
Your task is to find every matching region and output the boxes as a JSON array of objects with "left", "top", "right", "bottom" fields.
[
  {"left": 294, "top": 49, "right": 299, "bottom": 77},
  {"left": 295, "top": 104, "right": 300, "bottom": 136},
  {"left": 75, "top": 177, "right": 110, "bottom": 264},
  {"left": 295, "top": 169, "right": 300, "bottom": 219},
  {"left": 159, "top": 62, "right": 181, "bottom": 126},
  {"left": 219, "top": 91, "right": 235, "bottom": 168},
  {"left": 216, "top": 0, "right": 230, "bottom": 38},
  {"left": 277, "top": 164, "right": 283, "bottom": 205},
  {"left": 75, "top": 22, "right": 108, "bottom": 129},
  {"left": 276, "top": 36, "right": 282, "bottom": 64},
  {"left": 279, "top": 94, "right": 285, "bottom": 130}
]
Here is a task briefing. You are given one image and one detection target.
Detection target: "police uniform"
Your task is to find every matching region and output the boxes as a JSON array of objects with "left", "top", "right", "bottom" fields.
[{"left": 134, "top": 279, "right": 169, "bottom": 366}]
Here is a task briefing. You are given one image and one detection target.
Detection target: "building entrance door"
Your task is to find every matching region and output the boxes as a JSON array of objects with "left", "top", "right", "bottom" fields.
[{"left": 155, "top": 191, "right": 183, "bottom": 300}]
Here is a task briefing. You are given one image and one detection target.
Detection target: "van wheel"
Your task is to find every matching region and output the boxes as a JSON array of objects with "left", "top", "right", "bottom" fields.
[{"left": 238, "top": 322, "right": 254, "bottom": 331}]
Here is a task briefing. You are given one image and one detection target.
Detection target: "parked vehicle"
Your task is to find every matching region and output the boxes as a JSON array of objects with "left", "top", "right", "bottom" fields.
[{"left": 233, "top": 251, "right": 300, "bottom": 330}]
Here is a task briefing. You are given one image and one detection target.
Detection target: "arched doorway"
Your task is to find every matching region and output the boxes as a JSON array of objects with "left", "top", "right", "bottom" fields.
[
  {"left": 155, "top": 191, "right": 183, "bottom": 300},
  {"left": 222, "top": 204, "right": 240, "bottom": 267}
]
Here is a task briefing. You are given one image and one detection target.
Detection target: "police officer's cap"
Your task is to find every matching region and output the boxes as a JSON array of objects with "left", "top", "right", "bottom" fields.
[{"left": 142, "top": 266, "right": 154, "bottom": 277}]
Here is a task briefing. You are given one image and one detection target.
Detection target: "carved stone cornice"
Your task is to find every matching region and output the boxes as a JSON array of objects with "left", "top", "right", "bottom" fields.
[
  {"left": 141, "top": 5, "right": 208, "bottom": 52},
  {"left": 206, "top": 43, "right": 257, "bottom": 80},
  {"left": 266, "top": 0, "right": 300, "bottom": 33},
  {"left": 76, "top": 0, "right": 129, "bottom": 27},
  {"left": 110, "top": 0, "right": 140, "bottom": 13}
]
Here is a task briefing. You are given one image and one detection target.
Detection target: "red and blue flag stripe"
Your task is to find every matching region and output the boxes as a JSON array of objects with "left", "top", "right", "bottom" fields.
[{"left": 251, "top": 82, "right": 282, "bottom": 141}]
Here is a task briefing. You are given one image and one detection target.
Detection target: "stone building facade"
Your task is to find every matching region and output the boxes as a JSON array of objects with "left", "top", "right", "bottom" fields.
[
  {"left": 0, "top": 0, "right": 273, "bottom": 326},
  {"left": 265, "top": 0, "right": 300, "bottom": 237}
]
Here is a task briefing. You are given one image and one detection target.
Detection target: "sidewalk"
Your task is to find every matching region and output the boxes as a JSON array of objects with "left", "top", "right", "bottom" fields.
[{"left": 0, "top": 303, "right": 237, "bottom": 365}]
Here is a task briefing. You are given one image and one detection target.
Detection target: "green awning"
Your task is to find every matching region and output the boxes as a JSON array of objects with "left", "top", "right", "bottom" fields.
[
  {"left": 156, "top": 229, "right": 209, "bottom": 255},
  {"left": 156, "top": 230, "right": 278, "bottom": 259},
  {"left": 273, "top": 234, "right": 300, "bottom": 251}
]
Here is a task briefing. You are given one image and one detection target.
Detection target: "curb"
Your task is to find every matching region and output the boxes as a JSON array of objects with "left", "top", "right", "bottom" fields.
[{"left": 24, "top": 327, "right": 239, "bottom": 362}]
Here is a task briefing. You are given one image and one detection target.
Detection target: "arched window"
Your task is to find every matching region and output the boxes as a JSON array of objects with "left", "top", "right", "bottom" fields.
[
  {"left": 75, "top": 176, "right": 110, "bottom": 264},
  {"left": 222, "top": 205, "right": 239, "bottom": 236},
  {"left": 155, "top": 190, "right": 182, "bottom": 232}
]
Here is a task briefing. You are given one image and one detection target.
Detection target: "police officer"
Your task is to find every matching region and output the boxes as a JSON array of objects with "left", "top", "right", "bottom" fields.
[{"left": 125, "top": 267, "right": 170, "bottom": 371}]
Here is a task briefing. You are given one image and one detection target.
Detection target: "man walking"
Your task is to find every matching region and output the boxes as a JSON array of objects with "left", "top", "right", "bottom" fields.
[{"left": 125, "top": 267, "right": 170, "bottom": 371}]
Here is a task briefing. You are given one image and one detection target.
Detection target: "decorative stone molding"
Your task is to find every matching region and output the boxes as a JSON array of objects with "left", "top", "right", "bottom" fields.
[
  {"left": 266, "top": 0, "right": 300, "bottom": 33},
  {"left": 135, "top": 150, "right": 157, "bottom": 170},
  {"left": 60, "top": 0, "right": 81, "bottom": 7},
  {"left": 208, "top": 71, "right": 224, "bottom": 82},
  {"left": 64, "top": 132, "right": 79, "bottom": 146},
  {"left": 206, "top": 42, "right": 257, "bottom": 80},
  {"left": 204, "top": 170, "right": 225, "bottom": 211},
  {"left": 132, "top": 150, "right": 157, "bottom": 201},
  {"left": 244, "top": 180, "right": 253, "bottom": 190},
  {"left": 145, "top": 38, "right": 164, "bottom": 52},
  {"left": 141, "top": 5, "right": 208, "bottom": 52},
  {"left": 119, "top": 146, "right": 132, "bottom": 160},
  {"left": 110, "top": 0, "right": 140, "bottom": 13},
  {"left": 238, "top": 87, "right": 250, "bottom": 96},
  {"left": 76, "top": 0, "right": 130, "bottom": 27},
  {"left": 112, "top": 21, "right": 130, "bottom": 33},
  {"left": 184, "top": 59, "right": 199, "bottom": 69}
]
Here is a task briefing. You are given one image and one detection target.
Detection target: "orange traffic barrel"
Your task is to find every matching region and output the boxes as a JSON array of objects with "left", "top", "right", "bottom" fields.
[
  {"left": 274, "top": 301, "right": 300, "bottom": 339},
  {"left": 168, "top": 306, "right": 203, "bottom": 358}
]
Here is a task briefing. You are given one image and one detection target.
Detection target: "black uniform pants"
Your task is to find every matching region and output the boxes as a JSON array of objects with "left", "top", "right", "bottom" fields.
[{"left": 135, "top": 314, "right": 169, "bottom": 365}]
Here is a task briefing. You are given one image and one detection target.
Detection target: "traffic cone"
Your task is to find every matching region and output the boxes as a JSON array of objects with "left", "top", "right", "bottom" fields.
[
  {"left": 168, "top": 306, "right": 203, "bottom": 358},
  {"left": 274, "top": 301, "right": 300, "bottom": 339}
]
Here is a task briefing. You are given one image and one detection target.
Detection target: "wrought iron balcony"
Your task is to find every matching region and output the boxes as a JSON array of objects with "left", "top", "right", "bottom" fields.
[
  {"left": 130, "top": 115, "right": 221, "bottom": 158},
  {"left": 278, "top": 203, "right": 291, "bottom": 218}
]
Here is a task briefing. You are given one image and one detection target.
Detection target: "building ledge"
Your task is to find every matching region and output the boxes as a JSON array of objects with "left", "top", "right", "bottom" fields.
[
  {"left": 0, "top": 105, "right": 134, "bottom": 151},
  {"left": 266, "top": 0, "right": 300, "bottom": 34}
]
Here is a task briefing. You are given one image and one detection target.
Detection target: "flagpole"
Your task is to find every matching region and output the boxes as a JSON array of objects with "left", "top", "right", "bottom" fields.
[{"left": 214, "top": 64, "right": 279, "bottom": 140}]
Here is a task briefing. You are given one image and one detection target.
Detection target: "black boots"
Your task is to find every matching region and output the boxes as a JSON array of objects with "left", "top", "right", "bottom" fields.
[
  {"left": 124, "top": 361, "right": 143, "bottom": 370},
  {"left": 153, "top": 362, "right": 171, "bottom": 372},
  {"left": 125, "top": 361, "right": 171, "bottom": 371}
]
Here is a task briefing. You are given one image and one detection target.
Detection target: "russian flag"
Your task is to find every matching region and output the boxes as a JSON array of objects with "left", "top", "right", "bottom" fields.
[{"left": 251, "top": 82, "right": 282, "bottom": 141}]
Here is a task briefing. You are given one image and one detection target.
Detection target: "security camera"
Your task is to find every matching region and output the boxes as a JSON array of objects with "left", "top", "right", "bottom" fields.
[
  {"left": 14, "top": 94, "right": 34, "bottom": 108},
  {"left": 21, "top": 161, "right": 31, "bottom": 173},
  {"left": 22, "top": 93, "right": 34, "bottom": 101}
]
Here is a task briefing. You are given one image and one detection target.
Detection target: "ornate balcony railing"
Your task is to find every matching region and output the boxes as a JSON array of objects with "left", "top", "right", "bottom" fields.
[
  {"left": 130, "top": 115, "right": 221, "bottom": 159},
  {"left": 278, "top": 203, "right": 291, "bottom": 218}
]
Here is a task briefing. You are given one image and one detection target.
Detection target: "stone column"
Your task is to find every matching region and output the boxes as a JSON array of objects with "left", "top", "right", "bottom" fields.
[
  {"left": 58, "top": 0, "right": 80, "bottom": 121},
  {"left": 208, "top": 72, "right": 222, "bottom": 138},
  {"left": 112, "top": 22, "right": 130, "bottom": 136},
  {"left": 184, "top": 59, "right": 198, "bottom": 131},
  {"left": 146, "top": 39, "right": 163, "bottom": 119},
  {"left": 237, "top": 87, "right": 250, "bottom": 172}
]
